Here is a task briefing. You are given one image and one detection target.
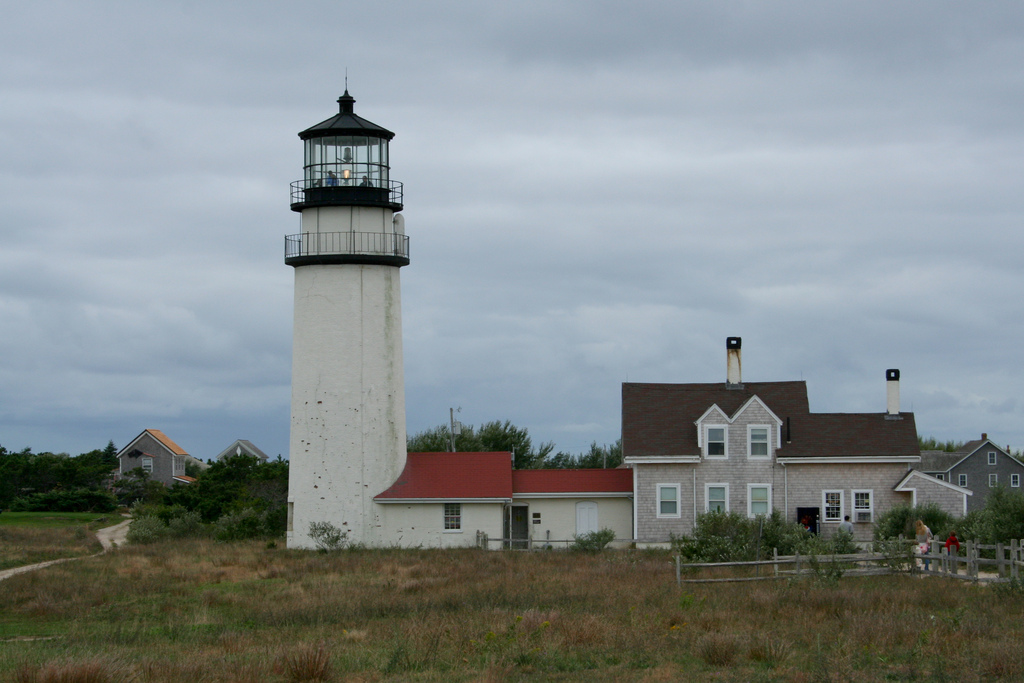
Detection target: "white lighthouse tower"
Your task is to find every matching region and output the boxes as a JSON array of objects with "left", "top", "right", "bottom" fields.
[{"left": 285, "top": 92, "right": 408, "bottom": 548}]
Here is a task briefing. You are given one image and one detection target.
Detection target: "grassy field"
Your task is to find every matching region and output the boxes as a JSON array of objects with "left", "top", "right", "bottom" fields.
[
  {"left": 0, "top": 512, "right": 121, "bottom": 571},
  {"left": 1, "top": 536, "right": 1023, "bottom": 682}
]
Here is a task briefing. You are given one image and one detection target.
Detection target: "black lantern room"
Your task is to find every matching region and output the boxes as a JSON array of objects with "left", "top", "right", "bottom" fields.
[{"left": 290, "top": 91, "right": 403, "bottom": 212}]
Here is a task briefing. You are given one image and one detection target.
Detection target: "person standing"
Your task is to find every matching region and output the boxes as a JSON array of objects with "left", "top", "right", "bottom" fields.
[
  {"left": 915, "top": 519, "right": 933, "bottom": 571},
  {"left": 839, "top": 515, "right": 854, "bottom": 535}
]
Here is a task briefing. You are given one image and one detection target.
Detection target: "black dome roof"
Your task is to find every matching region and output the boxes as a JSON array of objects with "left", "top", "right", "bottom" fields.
[{"left": 298, "top": 91, "right": 395, "bottom": 141}]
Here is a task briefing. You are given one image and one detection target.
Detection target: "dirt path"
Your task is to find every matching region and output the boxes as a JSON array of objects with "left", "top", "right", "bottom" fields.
[{"left": 0, "top": 518, "right": 131, "bottom": 583}]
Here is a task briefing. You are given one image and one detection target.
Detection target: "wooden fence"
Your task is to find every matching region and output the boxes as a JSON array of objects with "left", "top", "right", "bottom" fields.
[{"left": 671, "top": 538, "right": 1024, "bottom": 585}]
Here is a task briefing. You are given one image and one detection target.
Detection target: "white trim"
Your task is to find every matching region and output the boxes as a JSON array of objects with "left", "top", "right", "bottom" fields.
[
  {"left": 958, "top": 473, "right": 968, "bottom": 488},
  {"left": 747, "top": 425, "right": 771, "bottom": 460},
  {"left": 513, "top": 492, "right": 631, "bottom": 499},
  {"left": 705, "top": 483, "right": 729, "bottom": 513},
  {"left": 822, "top": 490, "right": 844, "bottom": 523},
  {"left": 443, "top": 502, "right": 462, "bottom": 532},
  {"left": 656, "top": 483, "right": 681, "bottom": 518},
  {"left": 895, "top": 470, "right": 971, "bottom": 495},
  {"left": 624, "top": 456, "right": 701, "bottom": 464},
  {"left": 704, "top": 425, "right": 728, "bottom": 459},
  {"left": 1012, "top": 474, "right": 1020, "bottom": 488},
  {"left": 989, "top": 473, "right": 998, "bottom": 488},
  {"left": 852, "top": 489, "right": 873, "bottom": 523},
  {"left": 746, "top": 483, "right": 771, "bottom": 517},
  {"left": 632, "top": 467, "right": 639, "bottom": 541},
  {"left": 988, "top": 451, "right": 997, "bottom": 465},
  {"left": 374, "top": 497, "right": 511, "bottom": 504},
  {"left": 777, "top": 456, "right": 919, "bottom": 464}
]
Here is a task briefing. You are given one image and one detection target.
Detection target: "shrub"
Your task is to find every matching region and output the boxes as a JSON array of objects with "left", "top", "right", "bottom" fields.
[
  {"left": 126, "top": 515, "right": 168, "bottom": 545},
  {"left": 571, "top": 528, "right": 616, "bottom": 552},
  {"left": 9, "top": 488, "right": 117, "bottom": 513},
  {"left": 873, "top": 503, "right": 954, "bottom": 541},
  {"left": 308, "top": 521, "right": 348, "bottom": 552},
  {"left": 215, "top": 508, "right": 276, "bottom": 541}
]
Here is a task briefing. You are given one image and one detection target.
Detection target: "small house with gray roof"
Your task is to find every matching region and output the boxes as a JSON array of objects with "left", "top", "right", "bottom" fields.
[{"left": 623, "top": 338, "right": 966, "bottom": 544}]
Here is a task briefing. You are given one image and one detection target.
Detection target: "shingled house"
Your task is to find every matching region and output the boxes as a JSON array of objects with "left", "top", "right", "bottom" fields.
[
  {"left": 916, "top": 434, "right": 1022, "bottom": 512},
  {"left": 622, "top": 338, "right": 965, "bottom": 544},
  {"left": 116, "top": 429, "right": 197, "bottom": 487}
]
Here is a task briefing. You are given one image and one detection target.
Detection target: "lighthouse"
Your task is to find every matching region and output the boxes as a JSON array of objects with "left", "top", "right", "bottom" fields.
[{"left": 285, "top": 92, "right": 408, "bottom": 548}]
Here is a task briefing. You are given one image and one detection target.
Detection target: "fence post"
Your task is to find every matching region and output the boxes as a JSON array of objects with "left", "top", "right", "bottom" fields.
[
  {"left": 773, "top": 547, "right": 779, "bottom": 577},
  {"left": 795, "top": 551, "right": 801, "bottom": 575},
  {"left": 675, "top": 554, "right": 681, "bottom": 588},
  {"left": 950, "top": 545, "right": 958, "bottom": 576},
  {"left": 1015, "top": 540, "right": 1021, "bottom": 580},
  {"left": 997, "top": 542, "right": 1005, "bottom": 578}
]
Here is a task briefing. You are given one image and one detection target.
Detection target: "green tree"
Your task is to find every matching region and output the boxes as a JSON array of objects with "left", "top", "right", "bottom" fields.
[
  {"left": 545, "top": 440, "right": 622, "bottom": 469},
  {"left": 406, "top": 420, "right": 554, "bottom": 469}
]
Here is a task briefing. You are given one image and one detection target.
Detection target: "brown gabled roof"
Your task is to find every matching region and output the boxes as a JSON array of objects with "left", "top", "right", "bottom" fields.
[
  {"left": 146, "top": 429, "right": 188, "bottom": 456},
  {"left": 775, "top": 413, "right": 919, "bottom": 458},
  {"left": 622, "top": 381, "right": 809, "bottom": 457},
  {"left": 623, "top": 381, "right": 918, "bottom": 459}
]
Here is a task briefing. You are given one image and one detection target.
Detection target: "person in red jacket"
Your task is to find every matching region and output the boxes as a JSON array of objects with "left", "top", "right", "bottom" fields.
[{"left": 943, "top": 531, "right": 960, "bottom": 554}]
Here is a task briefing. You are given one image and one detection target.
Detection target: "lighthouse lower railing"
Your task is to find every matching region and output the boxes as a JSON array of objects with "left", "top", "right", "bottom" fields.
[{"left": 285, "top": 231, "right": 410, "bottom": 267}]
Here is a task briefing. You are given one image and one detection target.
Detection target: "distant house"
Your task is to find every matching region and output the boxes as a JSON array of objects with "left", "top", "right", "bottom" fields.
[
  {"left": 372, "top": 451, "right": 632, "bottom": 548},
  {"left": 117, "top": 429, "right": 197, "bottom": 486},
  {"left": 915, "top": 435, "right": 1024, "bottom": 512},
  {"left": 216, "top": 440, "right": 270, "bottom": 464},
  {"left": 622, "top": 338, "right": 968, "bottom": 545}
]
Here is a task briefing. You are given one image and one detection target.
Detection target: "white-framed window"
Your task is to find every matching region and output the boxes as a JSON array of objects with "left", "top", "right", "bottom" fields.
[
  {"left": 704, "top": 426, "right": 728, "bottom": 458},
  {"left": 747, "top": 426, "right": 770, "bottom": 459},
  {"left": 935, "top": 473, "right": 945, "bottom": 481},
  {"left": 989, "top": 473, "right": 998, "bottom": 488},
  {"left": 822, "top": 490, "right": 843, "bottom": 522},
  {"left": 443, "top": 503, "right": 462, "bottom": 531},
  {"left": 706, "top": 483, "right": 729, "bottom": 513},
  {"left": 958, "top": 473, "right": 967, "bottom": 488},
  {"left": 988, "top": 452, "right": 997, "bottom": 465},
  {"left": 141, "top": 456, "right": 153, "bottom": 474},
  {"left": 852, "top": 490, "right": 873, "bottom": 523},
  {"left": 657, "top": 484, "right": 681, "bottom": 518},
  {"left": 1012, "top": 474, "right": 1020, "bottom": 488},
  {"left": 747, "top": 484, "right": 770, "bottom": 517}
]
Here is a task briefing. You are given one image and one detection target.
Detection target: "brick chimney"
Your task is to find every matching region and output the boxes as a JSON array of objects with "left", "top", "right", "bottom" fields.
[
  {"left": 727, "top": 337, "right": 742, "bottom": 385},
  {"left": 886, "top": 369, "right": 900, "bottom": 416}
]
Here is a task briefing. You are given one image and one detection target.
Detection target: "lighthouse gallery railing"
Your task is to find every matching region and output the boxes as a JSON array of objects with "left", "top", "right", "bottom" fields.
[{"left": 285, "top": 231, "right": 409, "bottom": 262}]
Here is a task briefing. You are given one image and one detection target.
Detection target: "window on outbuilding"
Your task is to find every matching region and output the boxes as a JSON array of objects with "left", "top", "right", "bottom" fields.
[
  {"left": 959, "top": 474, "right": 968, "bottom": 488},
  {"left": 443, "top": 503, "right": 462, "bottom": 531}
]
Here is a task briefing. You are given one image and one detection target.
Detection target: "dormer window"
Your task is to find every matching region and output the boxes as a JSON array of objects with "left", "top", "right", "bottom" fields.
[
  {"left": 705, "top": 426, "right": 727, "bottom": 458},
  {"left": 748, "top": 426, "right": 770, "bottom": 459}
]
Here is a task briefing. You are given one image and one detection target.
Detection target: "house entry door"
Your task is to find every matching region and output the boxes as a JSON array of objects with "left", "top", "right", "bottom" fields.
[
  {"left": 505, "top": 505, "right": 530, "bottom": 549},
  {"left": 576, "top": 501, "right": 599, "bottom": 536},
  {"left": 797, "top": 506, "right": 820, "bottom": 535}
]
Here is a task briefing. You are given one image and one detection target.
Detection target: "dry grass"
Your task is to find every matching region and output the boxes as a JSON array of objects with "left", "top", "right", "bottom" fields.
[
  {"left": 0, "top": 526, "right": 103, "bottom": 571},
  {"left": 1, "top": 539, "right": 1023, "bottom": 681}
]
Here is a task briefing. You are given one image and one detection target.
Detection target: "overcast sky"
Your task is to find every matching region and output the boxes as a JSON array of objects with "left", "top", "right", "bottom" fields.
[{"left": 2, "top": 1, "right": 1024, "bottom": 460}]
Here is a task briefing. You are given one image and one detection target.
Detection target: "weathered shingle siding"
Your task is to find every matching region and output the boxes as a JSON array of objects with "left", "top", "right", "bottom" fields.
[
  {"left": 910, "top": 477, "right": 968, "bottom": 516},
  {"left": 784, "top": 463, "right": 911, "bottom": 541},
  {"left": 119, "top": 433, "right": 175, "bottom": 486},
  {"left": 949, "top": 445, "right": 1024, "bottom": 512}
]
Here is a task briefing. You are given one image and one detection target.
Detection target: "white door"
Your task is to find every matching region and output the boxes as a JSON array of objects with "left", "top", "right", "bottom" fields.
[{"left": 576, "top": 501, "right": 599, "bottom": 535}]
